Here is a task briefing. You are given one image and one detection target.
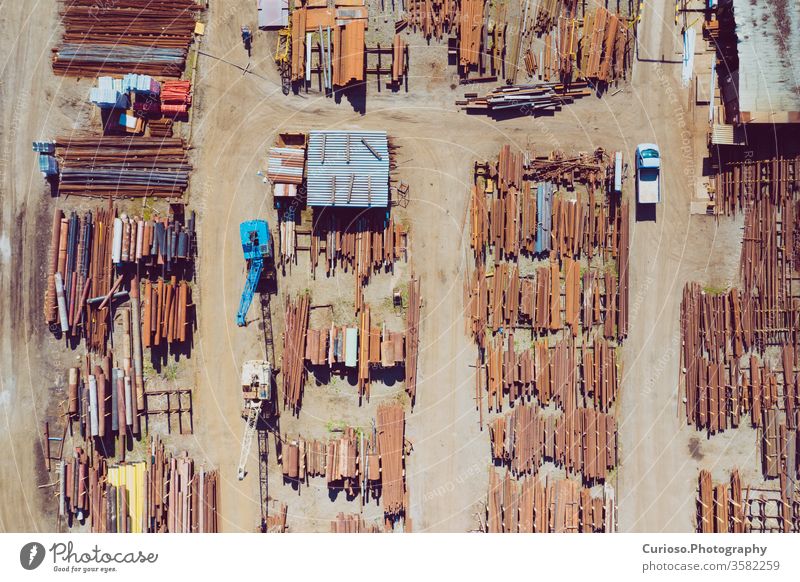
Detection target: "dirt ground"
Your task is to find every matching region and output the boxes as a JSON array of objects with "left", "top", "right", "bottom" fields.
[{"left": 0, "top": 0, "right": 764, "bottom": 533}]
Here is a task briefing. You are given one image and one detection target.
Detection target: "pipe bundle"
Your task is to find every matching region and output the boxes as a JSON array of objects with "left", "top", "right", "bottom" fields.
[{"left": 60, "top": 437, "right": 219, "bottom": 533}]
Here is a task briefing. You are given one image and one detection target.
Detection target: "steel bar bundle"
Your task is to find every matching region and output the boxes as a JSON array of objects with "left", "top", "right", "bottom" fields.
[
  {"left": 52, "top": 0, "right": 202, "bottom": 76},
  {"left": 141, "top": 278, "right": 192, "bottom": 348},
  {"left": 533, "top": 0, "right": 574, "bottom": 35},
  {"left": 377, "top": 402, "right": 406, "bottom": 518},
  {"left": 465, "top": 262, "right": 623, "bottom": 342},
  {"left": 44, "top": 205, "right": 116, "bottom": 348},
  {"left": 470, "top": 148, "right": 616, "bottom": 263},
  {"left": 457, "top": 0, "right": 485, "bottom": 75},
  {"left": 53, "top": 136, "right": 191, "bottom": 198},
  {"left": 281, "top": 404, "right": 408, "bottom": 520},
  {"left": 680, "top": 282, "right": 798, "bottom": 433},
  {"left": 391, "top": 34, "right": 408, "bottom": 84},
  {"left": 458, "top": 81, "right": 591, "bottom": 115},
  {"left": 44, "top": 206, "right": 195, "bottom": 359},
  {"left": 282, "top": 294, "right": 310, "bottom": 412},
  {"left": 289, "top": 5, "right": 368, "bottom": 87},
  {"left": 490, "top": 404, "right": 617, "bottom": 483},
  {"left": 697, "top": 469, "right": 748, "bottom": 533},
  {"left": 486, "top": 469, "right": 613, "bottom": 532}
]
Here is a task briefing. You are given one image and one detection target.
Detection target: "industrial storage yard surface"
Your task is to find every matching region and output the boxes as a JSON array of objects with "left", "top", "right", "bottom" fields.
[{"left": 0, "top": 0, "right": 789, "bottom": 536}]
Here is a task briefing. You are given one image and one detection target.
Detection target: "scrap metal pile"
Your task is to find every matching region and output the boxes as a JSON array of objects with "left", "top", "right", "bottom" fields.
[
  {"left": 685, "top": 151, "right": 800, "bottom": 531},
  {"left": 52, "top": 0, "right": 202, "bottom": 76},
  {"left": 403, "top": 0, "right": 459, "bottom": 40},
  {"left": 486, "top": 469, "right": 615, "bottom": 532},
  {"left": 710, "top": 154, "right": 800, "bottom": 216},
  {"left": 467, "top": 145, "right": 625, "bottom": 532},
  {"left": 282, "top": 283, "right": 420, "bottom": 406},
  {"left": 52, "top": 136, "right": 191, "bottom": 198},
  {"left": 59, "top": 436, "right": 218, "bottom": 532},
  {"left": 489, "top": 404, "right": 617, "bottom": 483},
  {"left": 304, "top": 304, "right": 407, "bottom": 400},
  {"left": 279, "top": 403, "right": 409, "bottom": 526},
  {"left": 482, "top": 333, "right": 618, "bottom": 413},
  {"left": 526, "top": 2, "right": 631, "bottom": 84},
  {"left": 311, "top": 211, "right": 407, "bottom": 312},
  {"left": 457, "top": 82, "right": 592, "bottom": 116},
  {"left": 404, "top": 0, "right": 506, "bottom": 82}
]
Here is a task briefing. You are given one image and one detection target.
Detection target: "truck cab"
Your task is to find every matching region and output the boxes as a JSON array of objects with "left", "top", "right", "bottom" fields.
[{"left": 635, "top": 144, "right": 661, "bottom": 204}]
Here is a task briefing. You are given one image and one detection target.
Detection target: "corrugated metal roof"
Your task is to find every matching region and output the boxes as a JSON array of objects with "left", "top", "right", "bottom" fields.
[
  {"left": 267, "top": 146, "right": 305, "bottom": 184},
  {"left": 732, "top": 0, "right": 800, "bottom": 121},
  {"left": 306, "top": 130, "right": 389, "bottom": 207},
  {"left": 711, "top": 124, "right": 746, "bottom": 145}
]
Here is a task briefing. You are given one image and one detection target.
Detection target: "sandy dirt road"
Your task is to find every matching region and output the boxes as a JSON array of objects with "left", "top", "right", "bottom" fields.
[
  {"left": 616, "top": 0, "right": 756, "bottom": 532},
  {"left": 0, "top": 0, "right": 73, "bottom": 532}
]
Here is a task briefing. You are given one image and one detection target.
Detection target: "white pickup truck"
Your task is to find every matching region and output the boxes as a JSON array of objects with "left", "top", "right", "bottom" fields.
[{"left": 635, "top": 144, "right": 661, "bottom": 204}]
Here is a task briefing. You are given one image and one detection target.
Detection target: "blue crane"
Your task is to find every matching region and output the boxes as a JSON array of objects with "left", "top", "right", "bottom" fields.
[{"left": 236, "top": 220, "right": 271, "bottom": 327}]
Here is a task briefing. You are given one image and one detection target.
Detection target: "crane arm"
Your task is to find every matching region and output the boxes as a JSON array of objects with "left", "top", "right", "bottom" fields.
[{"left": 236, "top": 257, "right": 264, "bottom": 326}]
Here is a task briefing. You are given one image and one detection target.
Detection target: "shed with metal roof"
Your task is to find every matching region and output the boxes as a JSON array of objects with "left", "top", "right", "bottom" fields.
[
  {"left": 731, "top": 0, "right": 800, "bottom": 123},
  {"left": 306, "top": 130, "right": 389, "bottom": 208}
]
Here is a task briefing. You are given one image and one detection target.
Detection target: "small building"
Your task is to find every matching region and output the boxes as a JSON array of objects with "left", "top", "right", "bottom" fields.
[
  {"left": 720, "top": 0, "right": 800, "bottom": 125},
  {"left": 306, "top": 130, "right": 389, "bottom": 208},
  {"left": 258, "top": 0, "right": 289, "bottom": 29}
]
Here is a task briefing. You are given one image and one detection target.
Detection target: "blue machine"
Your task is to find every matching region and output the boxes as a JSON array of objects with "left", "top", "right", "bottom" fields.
[{"left": 236, "top": 220, "right": 271, "bottom": 326}]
